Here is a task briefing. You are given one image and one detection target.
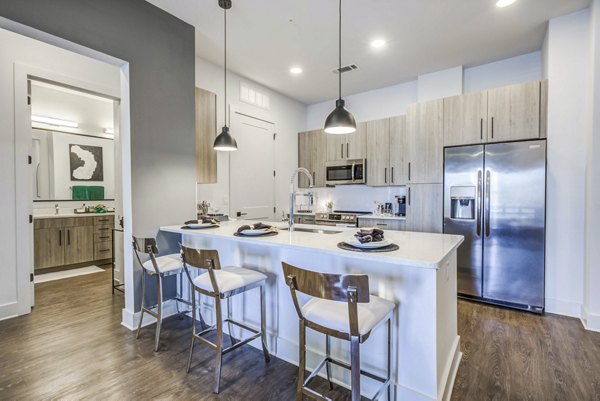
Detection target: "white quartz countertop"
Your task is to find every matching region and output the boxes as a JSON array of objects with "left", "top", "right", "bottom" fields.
[
  {"left": 161, "top": 220, "right": 463, "bottom": 269},
  {"left": 34, "top": 212, "right": 115, "bottom": 219},
  {"left": 357, "top": 214, "right": 406, "bottom": 221}
]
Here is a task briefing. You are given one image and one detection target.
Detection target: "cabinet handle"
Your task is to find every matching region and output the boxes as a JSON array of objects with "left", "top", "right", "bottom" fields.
[
  {"left": 480, "top": 118, "right": 483, "bottom": 140},
  {"left": 491, "top": 117, "right": 494, "bottom": 139},
  {"left": 59, "top": 229, "right": 62, "bottom": 246},
  {"left": 346, "top": 143, "right": 349, "bottom": 158},
  {"left": 98, "top": 218, "right": 109, "bottom": 222},
  {"left": 384, "top": 168, "right": 387, "bottom": 184},
  {"left": 408, "top": 187, "right": 411, "bottom": 206},
  {"left": 99, "top": 236, "right": 110, "bottom": 240},
  {"left": 341, "top": 144, "right": 344, "bottom": 159},
  {"left": 377, "top": 223, "right": 388, "bottom": 227},
  {"left": 408, "top": 162, "right": 411, "bottom": 181},
  {"left": 99, "top": 249, "right": 110, "bottom": 253},
  {"left": 67, "top": 229, "right": 70, "bottom": 245},
  {"left": 98, "top": 227, "right": 110, "bottom": 231},
  {"left": 391, "top": 167, "right": 394, "bottom": 184}
]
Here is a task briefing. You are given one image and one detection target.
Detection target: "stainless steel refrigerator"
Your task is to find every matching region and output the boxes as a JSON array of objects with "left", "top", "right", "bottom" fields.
[{"left": 443, "top": 140, "right": 546, "bottom": 312}]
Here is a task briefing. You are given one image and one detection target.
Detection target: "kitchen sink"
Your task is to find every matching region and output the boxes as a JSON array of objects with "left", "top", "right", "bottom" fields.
[{"left": 281, "top": 227, "right": 342, "bottom": 235}]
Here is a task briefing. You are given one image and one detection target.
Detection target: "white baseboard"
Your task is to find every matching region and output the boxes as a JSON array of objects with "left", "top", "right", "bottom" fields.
[
  {"left": 121, "top": 300, "right": 185, "bottom": 331},
  {"left": 440, "top": 337, "right": 462, "bottom": 401},
  {"left": 545, "top": 297, "right": 582, "bottom": 318},
  {"left": 0, "top": 302, "right": 19, "bottom": 322},
  {"left": 581, "top": 305, "right": 600, "bottom": 332}
]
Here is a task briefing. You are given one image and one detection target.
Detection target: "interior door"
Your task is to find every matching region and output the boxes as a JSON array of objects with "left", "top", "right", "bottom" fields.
[{"left": 229, "top": 112, "right": 276, "bottom": 221}]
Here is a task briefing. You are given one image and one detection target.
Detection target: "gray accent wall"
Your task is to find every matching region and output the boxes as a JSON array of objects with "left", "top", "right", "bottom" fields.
[{"left": 0, "top": 0, "right": 196, "bottom": 309}]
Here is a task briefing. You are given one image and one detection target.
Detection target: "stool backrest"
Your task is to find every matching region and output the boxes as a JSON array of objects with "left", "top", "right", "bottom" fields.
[
  {"left": 180, "top": 245, "right": 221, "bottom": 295},
  {"left": 132, "top": 236, "right": 160, "bottom": 274},
  {"left": 282, "top": 262, "right": 370, "bottom": 337}
]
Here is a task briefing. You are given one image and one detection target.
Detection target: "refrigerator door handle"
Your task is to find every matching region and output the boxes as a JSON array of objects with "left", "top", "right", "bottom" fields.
[
  {"left": 477, "top": 170, "right": 482, "bottom": 237},
  {"left": 485, "top": 169, "right": 491, "bottom": 237}
]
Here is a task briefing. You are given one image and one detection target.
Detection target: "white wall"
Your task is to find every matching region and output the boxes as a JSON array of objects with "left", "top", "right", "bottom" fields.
[
  {"left": 195, "top": 57, "right": 306, "bottom": 218},
  {"left": 418, "top": 66, "right": 463, "bottom": 102},
  {"left": 545, "top": 9, "right": 591, "bottom": 317},
  {"left": 0, "top": 26, "right": 120, "bottom": 320}
]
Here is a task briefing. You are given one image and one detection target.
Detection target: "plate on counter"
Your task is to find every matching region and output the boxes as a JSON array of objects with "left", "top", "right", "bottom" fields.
[
  {"left": 184, "top": 222, "right": 219, "bottom": 229},
  {"left": 344, "top": 237, "right": 392, "bottom": 249},
  {"left": 237, "top": 228, "right": 272, "bottom": 236}
]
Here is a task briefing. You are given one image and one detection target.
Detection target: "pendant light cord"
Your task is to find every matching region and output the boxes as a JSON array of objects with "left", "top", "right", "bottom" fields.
[
  {"left": 338, "top": 0, "right": 342, "bottom": 100},
  {"left": 224, "top": 6, "right": 227, "bottom": 126}
]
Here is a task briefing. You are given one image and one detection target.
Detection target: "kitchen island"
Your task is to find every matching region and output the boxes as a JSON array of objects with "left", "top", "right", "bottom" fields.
[{"left": 161, "top": 221, "right": 463, "bottom": 401}]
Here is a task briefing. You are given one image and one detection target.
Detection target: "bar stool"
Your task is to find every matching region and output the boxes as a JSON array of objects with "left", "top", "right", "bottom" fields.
[
  {"left": 282, "top": 262, "right": 395, "bottom": 401},
  {"left": 132, "top": 236, "right": 190, "bottom": 352},
  {"left": 180, "top": 245, "right": 271, "bottom": 394}
]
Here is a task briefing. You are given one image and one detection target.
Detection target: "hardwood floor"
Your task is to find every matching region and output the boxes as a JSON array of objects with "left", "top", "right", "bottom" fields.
[{"left": 1, "top": 270, "right": 599, "bottom": 400}]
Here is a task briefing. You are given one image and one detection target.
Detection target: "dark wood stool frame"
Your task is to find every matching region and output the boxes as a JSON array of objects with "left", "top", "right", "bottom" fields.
[
  {"left": 181, "top": 245, "right": 270, "bottom": 394},
  {"left": 282, "top": 262, "right": 393, "bottom": 401},
  {"left": 132, "top": 236, "right": 191, "bottom": 352}
]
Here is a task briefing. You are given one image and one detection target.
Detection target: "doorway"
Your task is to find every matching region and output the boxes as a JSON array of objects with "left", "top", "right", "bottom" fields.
[{"left": 229, "top": 111, "right": 276, "bottom": 221}]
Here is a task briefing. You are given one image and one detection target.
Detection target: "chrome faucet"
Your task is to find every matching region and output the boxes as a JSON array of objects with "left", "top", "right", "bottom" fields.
[
  {"left": 289, "top": 168, "right": 313, "bottom": 232},
  {"left": 54, "top": 203, "right": 60, "bottom": 215}
]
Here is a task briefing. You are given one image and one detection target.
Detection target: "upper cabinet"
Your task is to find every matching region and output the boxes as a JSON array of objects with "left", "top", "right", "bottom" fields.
[
  {"left": 444, "top": 81, "right": 547, "bottom": 147},
  {"left": 487, "top": 81, "right": 541, "bottom": 143},
  {"left": 326, "top": 122, "right": 367, "bottom": 162},
  {"left": 298, "top": 129, "right": 327, "bottom": 188},
  {"left": 406, "top": 99, "right": 444, "bottom": 184},
  {"left": 366, "top": 116, "right": 406, "bottom": 187},
  {"left": 444, "top": 91, "right": 488, "bottom": 146}
]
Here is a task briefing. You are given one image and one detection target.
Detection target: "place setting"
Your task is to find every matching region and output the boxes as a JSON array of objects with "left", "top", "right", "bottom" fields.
[
  {"left": 234, "top": 222, "right": 279, "bottom": 237},
  {"left": 181, "top": 216, "right": 220, "bottom": 230},
  {"left": 337, "top": 227, "right": 399, "bottom": 253}
]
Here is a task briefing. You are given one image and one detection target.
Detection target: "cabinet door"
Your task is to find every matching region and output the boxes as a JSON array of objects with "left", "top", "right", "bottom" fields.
[
  {"left": 406, "top": 184, "right": 443, "bottom": 233},
  {"left": 358, "top": 218, "right": 405, "bottom": 231},
  {"left": 64, "top": 226, "right": 95, "bottom": 265},
  {"left": 298, "top": 131, "right": 313, "bottom": 188},
  {"left": 311, "top": 130, "right": 327, "bottom": 187},
  {"left": 389, "top": 115, "right": 406, "bottom": 185},
  {"left": 346, "top": 122, "right": 367, "bottom": 160},
  {"left": 487, "top": 81, "right": 540, "bottom": 142},
  {"left": 406, "top": 100, "right": 444, "bottom": 184},
  {"left": 34, "top": 228, "right": 64, "bottom": 269},
  {"left": 366, "top": 118, "right": 390, "bottom": 186},
  {"left": 326, "top": 133, "right": 346, "bottom": 162},
  {"left": 444, "top": 92, "right": 487, "bottom": 146}
]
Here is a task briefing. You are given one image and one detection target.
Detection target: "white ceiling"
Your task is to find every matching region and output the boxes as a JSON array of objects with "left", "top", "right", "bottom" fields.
[{"left": 146, "top": 0, "right": 590, "bottom": 104}]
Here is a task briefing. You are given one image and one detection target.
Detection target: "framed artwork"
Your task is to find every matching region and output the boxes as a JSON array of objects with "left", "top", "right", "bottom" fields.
[{"left": 69, "top": 144, "right": 104, "bottom": 181}]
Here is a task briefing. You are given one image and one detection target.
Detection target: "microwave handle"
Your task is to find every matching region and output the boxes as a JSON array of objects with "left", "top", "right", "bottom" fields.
[{"left": 351, "top": 162, "right": 355, "bottom": 181}]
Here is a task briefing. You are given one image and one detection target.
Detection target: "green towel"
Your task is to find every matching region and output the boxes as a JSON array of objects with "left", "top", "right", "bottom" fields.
[
  {"left": 88, "top": 186, "right": 105, "bottom": 200},
  {"left": 72, "top": 186, "right": 89, "bottom": 200}
]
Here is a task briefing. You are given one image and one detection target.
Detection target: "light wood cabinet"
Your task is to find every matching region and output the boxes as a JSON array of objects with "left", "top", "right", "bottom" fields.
[
  {"left": 196, "top": 87, "right": 217, "bottom": 184},
  {"left": 34, "top": 215, "right": 114, "bottom": 270},
  {"left": 406, "top": 183, "right": 443, "bottom": 233},
  {"left": 298, "top": 129, "right": 326, "bottom": 188},
  {"left": 487, "top": 81, "right": 541, "bottom": 143},
  {"left": 326, "top": 122, "right": 367, "bottom": 162},
  {"left": 444, "top": 91, "right": 487, "bottom": 146},
  {"left": 358, "top": 218, "right": 406, "bottom": 231},
  {"left": 366, "top": 118, "right": 390, "bottom": 186},
  {"left": 406, "top": 100, "right": 444, "bottom": 184},
  {"left": 389, "top": 115, "right": 406, "bottom": 185}
]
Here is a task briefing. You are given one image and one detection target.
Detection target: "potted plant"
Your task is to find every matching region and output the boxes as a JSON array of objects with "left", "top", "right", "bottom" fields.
[{"left": 325, "top": 201, "right": 334, "bottom": 213}]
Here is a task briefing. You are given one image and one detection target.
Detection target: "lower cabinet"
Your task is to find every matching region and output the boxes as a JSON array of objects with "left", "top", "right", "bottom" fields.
[
  {"left": 358, "top": 218, "right": 406, "bottom": 231},
  {"left": 406, "top": 184, "right": 443, "bottom": 233},
  {"left": 293, "top": 215, "right": 315, "bottom": 224},
  {"left": 34, "top": 215, "right": 114, "bottom": 270}
]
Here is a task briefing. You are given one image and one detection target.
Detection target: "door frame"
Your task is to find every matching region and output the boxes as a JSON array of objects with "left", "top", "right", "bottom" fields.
[{"left": 11, "top": 49, "right": 132, "bottom": 317}]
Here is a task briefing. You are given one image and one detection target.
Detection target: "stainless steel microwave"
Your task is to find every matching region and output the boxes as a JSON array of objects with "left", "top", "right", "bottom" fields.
[{"left": 325, "top": 159, "right": 366, "bottom": 185}]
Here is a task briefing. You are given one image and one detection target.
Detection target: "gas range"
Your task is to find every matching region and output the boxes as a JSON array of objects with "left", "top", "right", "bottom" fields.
[{"left": 314, "top": 210, "right": 370, "bottom": 227}]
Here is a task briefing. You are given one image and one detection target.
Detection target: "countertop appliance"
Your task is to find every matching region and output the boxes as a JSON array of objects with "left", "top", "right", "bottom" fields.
[
  {"left": 444, "top": 140, "right": 546, "bottom": 313},
  {"left": 395, "top": 196, "right": 406, "bottom": 217},
  {"left": 315, "top": 210, "right": 369, "bottom": 227},
  {"left": 325, "top": 159, "right": 366, "bottom": 186}
]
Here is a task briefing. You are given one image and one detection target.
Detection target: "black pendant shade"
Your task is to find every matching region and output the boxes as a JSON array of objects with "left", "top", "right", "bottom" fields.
[
  {"left": 324, "top": 98, "right": 356, "bottom": 135},
  {"left": 213, "top": 0, "right": 238, "bottom": 151},
  {"left": 324, "top": 0, "right": 356, "bottom": 135},
  {"left": 213, "top": 126, "right": 238, "bottom": 151}
]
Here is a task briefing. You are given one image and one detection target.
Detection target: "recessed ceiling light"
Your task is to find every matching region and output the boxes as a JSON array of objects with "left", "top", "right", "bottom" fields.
[
  {"left": 290, "top": 67, "right": 303, "bottom": 75},
  {"left": 496, "top": 0, "right": 517, "bottom": 8},
  {"left": 370, "top": 39, "right": 386, "bottom": 49}
]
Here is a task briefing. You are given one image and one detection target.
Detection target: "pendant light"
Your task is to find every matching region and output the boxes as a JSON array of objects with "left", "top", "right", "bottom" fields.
[
  {"left": 324, "top": 0, "right": 356, "bottom": 135},
  {"left": 213, "top": 0, "right": 238, "bottom": 151}
]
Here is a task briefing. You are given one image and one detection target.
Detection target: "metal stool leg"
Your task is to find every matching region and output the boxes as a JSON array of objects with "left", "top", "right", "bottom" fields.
[
  {"left": 136, "top": 270, "right": 146, "bottom": 339},
  {"left": 387, "top": 318, "right": 392, "bottom": 401},
  {"left": 227, "top": 296, "right": 237, "bottom": 346},
  {"left": 296, "top": 319, "right": 306, "bottom": 401},
  {"left": 260, "top": 284, "right": 270, "bottom": 363},
  {"left": 186, "top": 290, "right": 197, "bottom": 373},
  {"left": 325, "top": 334, "right": 334, "bottom": 390},
  {"left": 154, "top": 274, "right": 163, "bottom": 352},
  {"left": 350, "top": 336, "right": 361, "bottom": 401},
  {"left": 213, "top": 297, "right": 224, "bottom": 394}
]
